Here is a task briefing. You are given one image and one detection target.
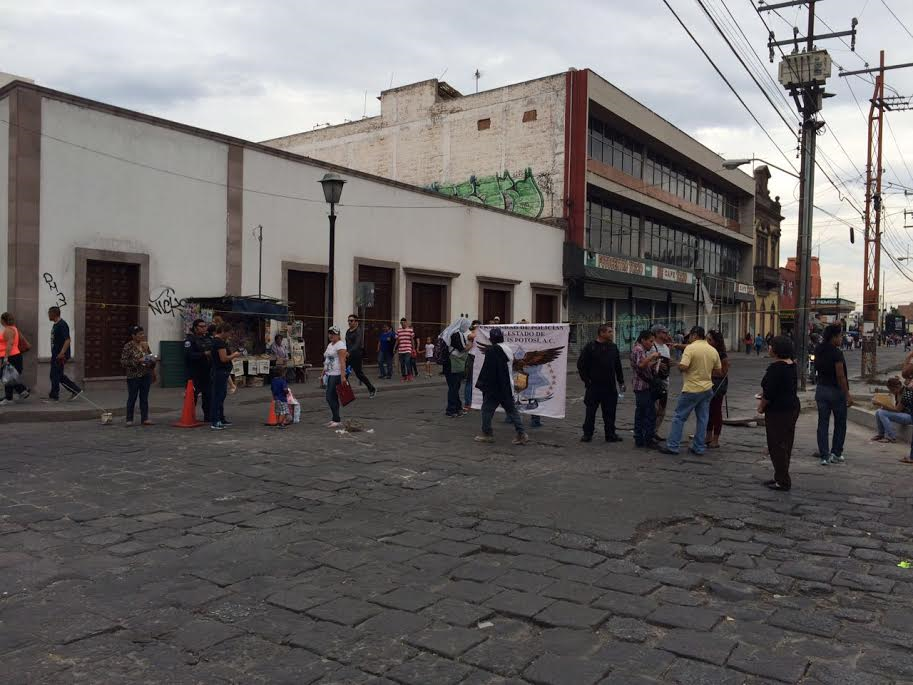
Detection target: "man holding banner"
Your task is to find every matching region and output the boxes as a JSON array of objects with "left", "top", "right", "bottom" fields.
[{"left": 576, "top": 324, "right": 626, "bottom": 443}]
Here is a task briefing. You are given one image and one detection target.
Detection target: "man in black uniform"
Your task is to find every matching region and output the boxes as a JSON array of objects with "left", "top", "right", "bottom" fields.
[
  {"left": 185, "top": 318, "right": 212, "bottom": 421},
  {"left": 345, "top": 314, "right": 376, "bottom": 398},
  {"left": 577, "top": 324, "right": 626, "bottom": 443}
]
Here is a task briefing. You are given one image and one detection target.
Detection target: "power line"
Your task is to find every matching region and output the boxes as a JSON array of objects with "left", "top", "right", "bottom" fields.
[
  {"left": 881, "top": 0, "right": 913, "bottom": 41},
  {"left": 662, "top": 0, "right": 800, "bottom": 175}
]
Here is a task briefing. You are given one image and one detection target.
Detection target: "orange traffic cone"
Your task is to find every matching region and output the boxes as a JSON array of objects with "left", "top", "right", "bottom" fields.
[
  {"left": 173, "top": 380, "right": 205, "bottom": 428},
  {"left": 264, "top": 400, "right": 279, "bottom": 427}
]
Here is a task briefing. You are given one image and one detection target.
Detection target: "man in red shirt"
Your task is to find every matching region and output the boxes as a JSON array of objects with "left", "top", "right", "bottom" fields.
[{"left": 395, "top": 317, "right": 415, "bottom": 381}]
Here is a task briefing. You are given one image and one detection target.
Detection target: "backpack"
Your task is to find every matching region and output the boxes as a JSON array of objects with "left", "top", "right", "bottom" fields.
[{"left": 433, "top": 336, "right": 450, "bottom": 365}]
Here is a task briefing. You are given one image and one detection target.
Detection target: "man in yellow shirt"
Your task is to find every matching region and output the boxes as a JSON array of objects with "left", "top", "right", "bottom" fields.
[{"left": 659, "top": 326, "right": 721, "bottom": 456}]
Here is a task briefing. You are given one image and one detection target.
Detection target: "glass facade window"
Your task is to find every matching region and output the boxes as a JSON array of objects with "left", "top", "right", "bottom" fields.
[
  {"left": 588, "top": 116, "right": 643, "bottom": 179},
  {"left": 585, "top": 200, "right": 641, "bottom": 258},
  {"left": 587, "top": 114, "right": 740, "bottom": 223},
  {"left": 587, "top": 197, "right": 742, "bottom": 279}
]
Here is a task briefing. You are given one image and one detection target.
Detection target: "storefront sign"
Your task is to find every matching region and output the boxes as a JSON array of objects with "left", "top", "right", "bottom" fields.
[
  {"left": 736, "top": 282, "right": 755, "bottom": 296},
  {"left": 585, "top": 252, "right": 693, "bottom": 285}
]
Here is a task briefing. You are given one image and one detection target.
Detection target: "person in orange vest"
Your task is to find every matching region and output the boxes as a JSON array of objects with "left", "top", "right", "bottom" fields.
[{"left": 0, "top": 312, "right": 31, "bottom": 405}]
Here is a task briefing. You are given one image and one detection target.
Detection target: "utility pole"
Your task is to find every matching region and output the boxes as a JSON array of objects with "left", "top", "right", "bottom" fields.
[
  {"left": 840, "top": 51, "right": 913, "bottom": 376},
  {"left": 759, "top": 0, "right": 857, "bottom": 390},
  {"left": 835, "top": 281, "right": 839, "bottom": 300}
]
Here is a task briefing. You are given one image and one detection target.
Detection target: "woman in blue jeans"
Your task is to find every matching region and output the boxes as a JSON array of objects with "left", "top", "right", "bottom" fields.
[
  {"left": 813, "top": 324, "right": 853, "bottom": 465},
  {"left": 323, "top": 326, "right": 349, "bottom": 427},
  {"left": 630, "top": 329, "right": 661, "bottom": 448},
  {"left": 872, "top": 377, "right": 913, "bottom": 444}
]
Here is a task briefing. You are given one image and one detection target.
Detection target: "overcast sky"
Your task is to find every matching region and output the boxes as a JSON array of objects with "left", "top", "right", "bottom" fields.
[{"left": 4, "top": 0, "right": 912, "bottom": 309}]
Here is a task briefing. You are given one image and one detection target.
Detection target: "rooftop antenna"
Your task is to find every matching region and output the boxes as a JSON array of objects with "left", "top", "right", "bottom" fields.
[
  {"left": 474, "top": 69, "right": 482, "bottom": 93},
  {"left": 389, "top": 72, "right": 394, "bottom": 89},
  {"left": 439, "top": 67, "right": 448, "bottom": 80},
  {"left": 363, "top": 90, "right": 368, "bottom": 118}
]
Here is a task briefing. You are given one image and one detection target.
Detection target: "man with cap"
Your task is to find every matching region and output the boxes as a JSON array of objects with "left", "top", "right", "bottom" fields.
[
  {"left": 650, "top": 324, "right": 685, "bottom": 439},
  {"left": 185, "top": 318, "right": 212, "bottom": 422},
  {"left": 659, "top": 326, "right": 721, "bottom": 456}
]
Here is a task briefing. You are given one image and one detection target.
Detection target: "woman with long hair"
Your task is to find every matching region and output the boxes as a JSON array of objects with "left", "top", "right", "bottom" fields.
[
  {"left": 758, "top": 335, "right": 800, "bottom": 490},
  {"left": 705, "top": 329, "right": 730, "bottom": 448},
  {"left": 120, "top": 325, "right": 156, "bottom": 426}
]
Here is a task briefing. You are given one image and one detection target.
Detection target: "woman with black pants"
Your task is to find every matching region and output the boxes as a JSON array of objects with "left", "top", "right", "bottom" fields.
[
  {"left": 758, "top": 335, "right": 800, "bottom": 491},
  {"left": 120, "top": 325, "right": 156, "bottom": 425},
  {"left": 706, "top": 329, "right": 730, "bottom": 449},
  {"left": 210, "top": 324, "right": 239, "bottom": 430}
]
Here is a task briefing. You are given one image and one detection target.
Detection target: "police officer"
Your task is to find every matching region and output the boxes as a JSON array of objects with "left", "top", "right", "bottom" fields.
[{"left": 185, "top": 318, "right": 212, "bottom": 421}]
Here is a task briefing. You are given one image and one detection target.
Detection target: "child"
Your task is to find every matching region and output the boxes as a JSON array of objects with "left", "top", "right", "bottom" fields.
[
  {"left": 424, "top": 336, "right": 435, "bottom": 378},
  {"left": 270, "top": 370, "right": 290, "bottom": 427}
]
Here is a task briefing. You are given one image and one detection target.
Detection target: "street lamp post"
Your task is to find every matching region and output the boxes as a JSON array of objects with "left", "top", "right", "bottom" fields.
[
  {"left": 319, "top": 173, "right": 346, "bottom": 331},
  {"left": 694, "top": 267, "right": 704, "bottom": 329}
]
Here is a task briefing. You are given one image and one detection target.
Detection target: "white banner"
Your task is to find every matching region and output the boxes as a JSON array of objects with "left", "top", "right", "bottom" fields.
[{"left": 469, "top": 324, "right": 569, "bottom": 419}]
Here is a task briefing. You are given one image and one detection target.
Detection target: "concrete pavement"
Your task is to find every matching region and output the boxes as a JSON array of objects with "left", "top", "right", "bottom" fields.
[{"left": 2, "top": 350, "right": 913, "bottom": 683}]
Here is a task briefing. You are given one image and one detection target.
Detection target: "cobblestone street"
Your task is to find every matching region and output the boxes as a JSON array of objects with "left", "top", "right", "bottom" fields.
[{"left": 3, "top": 353, "right": 913, "bottom": 684}]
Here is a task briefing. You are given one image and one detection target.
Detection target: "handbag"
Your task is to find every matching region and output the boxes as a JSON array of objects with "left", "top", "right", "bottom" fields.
[
  {"left": 18, "top": 334, "right": 31, "bottom": 354},
  {"left": 1, "top": 363, "right": 21, "bottom": 386},
  {"left": 336, "top": 381, "right": 356, "bottom": 406}
]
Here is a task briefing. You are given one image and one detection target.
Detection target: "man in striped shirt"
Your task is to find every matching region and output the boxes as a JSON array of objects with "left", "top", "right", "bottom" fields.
[{"left": 396, "top": 317, "right": 416, "bottom": 381}]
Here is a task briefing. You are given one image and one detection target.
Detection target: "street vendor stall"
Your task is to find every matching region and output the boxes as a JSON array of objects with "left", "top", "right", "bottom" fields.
[{"left": 181, "top": 296, "right": 295, "bottom": 388}]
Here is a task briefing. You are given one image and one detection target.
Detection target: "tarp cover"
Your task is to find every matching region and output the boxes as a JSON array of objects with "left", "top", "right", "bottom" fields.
[{"left": 185, "top": 296, "right": 289, "bottom": 320}]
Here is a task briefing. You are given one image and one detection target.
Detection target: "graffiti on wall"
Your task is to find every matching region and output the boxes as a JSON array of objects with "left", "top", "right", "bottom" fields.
[
  {"left": 149, "top": 287, "right": 187, "bottom": 317},
  {"left": 428, "top": 168, "right": 544, "bottom": 218},
  {"left": 616, "top": 315, "right": 689, "bottom": 352},
  {"left": 42, "top": 273, "right": 68, "bottom": 308}
]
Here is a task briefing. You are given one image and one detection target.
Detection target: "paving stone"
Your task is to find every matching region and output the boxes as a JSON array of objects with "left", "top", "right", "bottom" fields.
[
  {"left": 593, "top": 541, "right": 634, "bottom": 558},
  {"left": 549, "top": 548, "right": 606, "bottom": 568},
  {"left": 523, "top": 653, "right": 609, "bottom": 685},
  {"left": 727, "top": 644, "right": 809, "bottom": 683},
  {"left": 831, "top": 571, "right": 895, "bottom": 594},
  {"left": 511, "top": 526, "right": 556, "bottom": 542},
  {"left": 858, "top": 649, "right": 913, "bottom": 678},
  {"left": 852, "top": 548, "right": 898, "bottom": 563},
  {"left": 494, "top": 570, "right": 554, "bottom": 594},
  {"left": 540, "top": 627, "right": 602, "bottom": 656},
  {"left": 716, "top": 540, "right": 767, "bottom": 556},
  {"left": 462, "top": 637, "right": 542, "bottom": 677},
  {"left": 170, "top": 618, "right": 243, "bottom": 653},
  {"left": 510, "top": 554, "right": 560, "bottom": 573},
  {"left": 383, "top": 531, "right": 440, "bottom": 548},
  {"left": 683, "top": 545, "right": 728, "bottom": 563},
  {"left": 542, "top": 580, "right": 603, "bottom": 604},
  {"left": 644, "top": 566, "right": 704, "bottom": 590},
  {"left": 736, "top": 568, "right": 792, "bottom": 592},
  {"left": 475, "top": 520, "right": 516, "bottom": 534},
  {"left": 267, "top": 585, "right": 337, "bottom": 613},
  {"left": 598, "top": 559, "right": 644, "bottom": 576},
  {"left": 441, "top": 580, "right": 500, "bottom": 604},
  {"left": 767, "top": 608, "right": 841, "bottom": 638},
  {"left": 658, "top": 629, "right": 737, "bottom": 666},
  {"left": 384, "top": 652, "right": 473, "bottom": 685},
  {"left": 725, "top": 553, "right": 756, "bottom": 570},
  {"left": 355, "top": 609, "right": 429, "bottom": 638},
  {"left": 797, "top": 581, "right": 834, "bottom": 596},
  {"left": 373, "top": 587, "right": 440, "bottom": 612},
  {"left": 453, "top": 561, "right": 508, "bottom": 583},
  {"left": 833, "top": 608, "right": 877, "bottom": 624},
  {"left": 806, "top": 662, "right": 892, "bottom": 685},
  {"left": 408, "top": 553, "right": 464, "bottom": 575},
  {"left": 592, "top": 642, "right": 675, "bottom": 676},
  {"left": 646, "top": 605, "right": 721, "bottom": 631},
  {"left": 107, "top": 540, "right": 155, "bottom": 557},
  {"left": 534, "top": 600, "right": 609, "bottom": 629},
  {"left": 406, "top": 625, "right": 488, "bottom": 658},
  {"left": 595, "top": 573, "right": 660, "bottom": 596},
  {"left": 82, "top": 531, "right": 129, "bottom": 546},
  {"left": 552, "top": 532, "right": 595, "bottom": 550},
  {"left": 652, "top": 586, "right": 705, "bottom": 606},
  {"left": 776, "top": 561, "right": 835, "bottom": 583},
  {"left": 663, "top": 659, "right": 746, "bottom": 685},
  {"left": 424, "top": 540, "right": 481, "bottom": 557},
  {"left": 599, "top": 673, "right": 659, "bottom": 685},
  {"left": 592, "top": 590, "right": 658, "bottom": 618},
  {"left": 422, "top": 599, "right": 493, "bottom": 627},
  {"left": 486, "top": 590, "right": 554, "bottom": 619},
  {"left": 706, "top": 579, "right": 760, "bottom": 601},
  {"left": 306, "top": 597, "right": 381, "bottom": 626},
  {"left": 604, "top": 616, "right": 654, "bottom": 643},
  {"left": 799, "top": 541, "right": 852, "bottom": 557}
]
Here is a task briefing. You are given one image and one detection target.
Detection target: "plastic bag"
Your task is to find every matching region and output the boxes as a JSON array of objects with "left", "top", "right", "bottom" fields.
[{"left": 1, "top": 363, "right": 20, "bottom": 386}]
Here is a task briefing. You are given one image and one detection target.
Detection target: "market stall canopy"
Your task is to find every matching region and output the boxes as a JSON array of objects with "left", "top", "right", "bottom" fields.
[{"left": 184, "top": 296, "right": 289, "bottom": 321}]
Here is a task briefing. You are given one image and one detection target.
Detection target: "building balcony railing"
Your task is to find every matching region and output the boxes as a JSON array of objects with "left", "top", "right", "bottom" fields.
[{"left": 754, "top": 265, "right": 780, "bottom": 291}]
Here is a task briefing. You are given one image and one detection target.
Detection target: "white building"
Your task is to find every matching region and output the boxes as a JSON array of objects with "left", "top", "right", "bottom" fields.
[{"left": 1, "top": 80, "right": 565, "bottom": 391}]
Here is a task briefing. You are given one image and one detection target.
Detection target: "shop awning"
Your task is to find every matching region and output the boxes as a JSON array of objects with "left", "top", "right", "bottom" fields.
[{"left": 185, "top": 296, "right": 289, "bottom": 320}]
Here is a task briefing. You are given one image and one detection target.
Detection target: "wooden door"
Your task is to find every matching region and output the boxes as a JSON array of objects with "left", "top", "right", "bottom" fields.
[
  {"left": 358, "top": 265, "right": 394, "bottom": 361},
  {"left": 483, "top": 289, "right": 509, "bottom": 324},
  {"left": 534, "top": 293, "right": 558, "bottom": 323},
  {"left": 287, "top": 270, "right": 326, "bottom": 365},
  {"left": 411, "top": 282, "right": 445, "bottom": 344},
  {"left": 84, "top": 260, "right": 139, "bottom": 377}
]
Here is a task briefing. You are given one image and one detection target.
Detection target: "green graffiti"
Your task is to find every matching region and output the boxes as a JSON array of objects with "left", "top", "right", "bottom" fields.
[{"left": 429, "top": 168, "right": 544, "bottom": 218}]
